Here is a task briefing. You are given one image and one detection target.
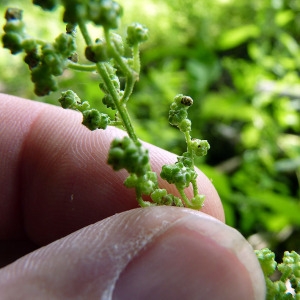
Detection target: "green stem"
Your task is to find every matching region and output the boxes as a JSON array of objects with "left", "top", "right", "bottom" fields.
[
  {"left": 121, "top": 44, "right": 141, "bottom": 104},
  {"left": 67, "top": 61, "right": 96, "bottom": 72},
  {"left": 136, "top": 190, "right": 153, "bottom": 207},
  {"left": 77, "top": 21, "right": 139, "bottom": 143},
  {"left": 121, "top": 74, "right": 135, "bottom": 104},
  {"left": 104, "top": 29, "right": 132, "bottom": 75},
  {"left": 184, "top": 131, "right": 199, "bottom": 196},
  {"left": 78, "top": 19, "right": 92, "bottom": 46},
  {"left": 184, "top": 131, "right": 194, "bottom": 166},
  {"left": 109, "top": 120, "right": 123, "bottom": 126},
  {"left": 96, "top": 62, "right": 138, "bottom": 143},
  {"left": 191, "top": 179, "right": 199, "bottom": 197},
  {"left": 104, "top": 29, "right": 138, "bottom": 104},
  {"left": 178, "top": 187, "right": 193, "bottom": 207},
  {"left": 132, "top": 43, "right": 141, "bottom": 73}
]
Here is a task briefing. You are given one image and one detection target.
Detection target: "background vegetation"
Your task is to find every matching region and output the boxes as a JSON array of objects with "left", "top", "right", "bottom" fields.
[{"left": 1, "top": 0, "right": 299, "bottom": 258}]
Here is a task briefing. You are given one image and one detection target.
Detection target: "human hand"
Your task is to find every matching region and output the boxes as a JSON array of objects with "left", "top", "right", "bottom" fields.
[{"left": 0, "top": 94, "right": 265, "bottom": 299}]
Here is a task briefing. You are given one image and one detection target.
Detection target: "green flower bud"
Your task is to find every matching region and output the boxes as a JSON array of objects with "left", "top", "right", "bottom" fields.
[
  {"left": 87, "top": 0, "right": 123, "bottom": 29},
  {"left": 5, "top": 8, "right": 22, "bottom": 21},
  {"left": 168, "top": 95, "right": 194, "bottom": 127},
  {"left": 62, "top": 1, "right": 86, "bottom": 24},
  {"left": 102, "top": 94, "right": 116, "bottom": 110},
  {"left": 255, "top": 248, "right": 277, "bottom": 277},
  {"left": 108, "top": 137, "right": 149, "bottom": 176},
  {"left": 177, "top": 152, "right": 193, "bottom": 168},
  {"left": 59, "top": 90, "right": 82, "bottom": 109},
  {"left": 3, "top": 20, "right": 25, "bottom": 35},
  {"left": 42, "top": 44, "right": 64, "bottom": 76},
  {"left": 31, "top": 66, "right": 58, "bottom": 96},
  {"left": 24, "top": 50, "right": 40, "bottom": 69},
  {"left": 110, "top": 33, "right": 124, "bottom": 56},
  {"left": 126, "top": 23, "right": 149, "bottom": 47},
  {"left": 160, "top": 162, "right": 197, "bottom": 189},
  {"left": 82, "top": 109, "right": 110, "bottom": 130},
  {"left": 178, "top": 119, "right": 191, "bottom": 132},
  {"left": 168, "top": 107, "right": 187, "bottom": 127},
  {"left": 124, "top": 174, "right": 138, "bottom": 188},
  {"left": 151, "top": 188, "right": 167, "bottom": 203},
  {"left": 189, "top": 194, "right": 205, "bottom": 210},
  {"left": 151, "top": 189, "right": 183, "bottom": 206},
  {"left": 85, "top": 39, "right": 108, "bottom": 63},
  {"left": 99, "top": 82, "right": 109, "bottom": 94},
  {"left": 278, "top": 251, "right": 300, "bottom": 279},
  {"left": 126, "top": 171, "right": 157, "bottom": 195},
  {"left": 109, "top": 74, "right": 120, "bottom": 90},
  {"left": 2, "top": 32, "right": 23, "bottom": 54},
  {"left": 22, "top": 39, "right": 38, "bottom": 52},
  {"left": 33, "top": 0, "right": 59, "bottom": 11},
  {"left": 140, "top": 171, "right": 158, "bottom": 195},
  {"left": 54, "top": 33, "right": 76, "bottom": 58},
  {"left": 190, "top": 139, "right": 210, "bottom": 156}
]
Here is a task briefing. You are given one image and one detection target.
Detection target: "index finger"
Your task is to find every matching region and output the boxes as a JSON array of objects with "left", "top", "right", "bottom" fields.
[{"left": 0, "top": 93, "right": 224, "bottom": 245}]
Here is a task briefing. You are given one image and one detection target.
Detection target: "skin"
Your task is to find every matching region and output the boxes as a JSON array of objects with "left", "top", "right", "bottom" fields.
[{"left": 0, "top": 93, "right": 265, "bottom": 299}]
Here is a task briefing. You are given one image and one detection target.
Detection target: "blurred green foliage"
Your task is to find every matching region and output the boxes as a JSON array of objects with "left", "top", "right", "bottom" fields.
[{"left": 1, "top": 0, "right": 299, "bottom": 256}]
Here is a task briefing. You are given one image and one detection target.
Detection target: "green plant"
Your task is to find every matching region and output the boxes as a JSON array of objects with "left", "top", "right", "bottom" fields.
[
  {"left": 256, "top": 248, "right": 300, "bottom": 299},
  {"left": 2, "top": 0, "right": 299, "bottom": 298},
  {"left": 2, "top": 1, "right": 209, "bottom": 209}
]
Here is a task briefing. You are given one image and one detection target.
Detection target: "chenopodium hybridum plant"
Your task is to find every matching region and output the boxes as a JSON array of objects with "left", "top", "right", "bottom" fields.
[
  {"left": 2, "top": 0, "right": 209, "bottom": 209},
  {"left": 2, "top": 0, "right": 300, "bottom": 298}
]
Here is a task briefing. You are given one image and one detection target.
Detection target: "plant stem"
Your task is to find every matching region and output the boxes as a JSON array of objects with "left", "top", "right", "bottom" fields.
[
  {"left": 77, "top": 20, "right": 139, "bottom": 143},
  {"left": 67, "top": 61, "right": 96, "bottom": 72},
  {"left": 78, "top": 19, "right": 92, "bottom": 46},
  {"left": 132, "top": 44, "right": 140, "bottom": 73},
  {"left": 178, "top": 187, "right": 193, "bottom": 207},
  {"left": 184, "top": 131, "right": 194, "bottom": 165},
  {"left": 103, "top": 29, "right": 138, "bottom": 105},
  {"left": 184, "top": 131, "right": 199, "bottom": 196},
  {"left": 104, "top": 29, "right": 132, "bottom": 75},
  {"left": 96, "top": 62, "right": 138, "bottom": 143}
]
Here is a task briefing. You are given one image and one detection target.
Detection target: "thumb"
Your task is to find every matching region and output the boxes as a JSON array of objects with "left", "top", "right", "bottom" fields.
[{"left": 0, "top": 207, "right": 265, "bottom": 299}]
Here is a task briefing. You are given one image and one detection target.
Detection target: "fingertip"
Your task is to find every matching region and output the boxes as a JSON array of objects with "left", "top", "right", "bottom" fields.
[{"left": 0, "top": 207, "right": 265, "bottom": 299}]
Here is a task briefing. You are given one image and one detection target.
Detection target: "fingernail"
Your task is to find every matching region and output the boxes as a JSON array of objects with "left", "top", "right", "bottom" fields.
[{"left": 113, "top": 226, "right": 257, "bottom": 300}]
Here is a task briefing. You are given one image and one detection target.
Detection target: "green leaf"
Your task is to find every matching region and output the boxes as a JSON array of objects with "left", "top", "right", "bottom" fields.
[
  {"left": 250, "top": 192, "right": 300, "bottom": 225},
  {"left": 217, "top": 24, "right": 260, "bottom": 50},
  {"left": 275, "top": 10, "right": 294, "bottom": 27}
]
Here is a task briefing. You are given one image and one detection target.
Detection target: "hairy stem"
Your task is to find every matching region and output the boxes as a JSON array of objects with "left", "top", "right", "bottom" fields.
[
  {"left": 77, "top": 21, "right": 139, "bottom": 143},
  {"left": 96, "top": 62, "right": 138, "bottom": 142}
]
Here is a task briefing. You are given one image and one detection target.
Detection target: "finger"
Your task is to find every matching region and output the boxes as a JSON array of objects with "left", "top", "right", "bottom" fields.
[
  {"left": 0, "top": 94, "right": 224, "bottom": 245},
  {"left": 0, "top": 207, "right": 265, "bottom": 299}
]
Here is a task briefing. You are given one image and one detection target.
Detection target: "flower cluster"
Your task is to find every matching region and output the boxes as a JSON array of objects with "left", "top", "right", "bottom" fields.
[
  {"left": 161, "top": 159, "right": 197, "bottom": 189},
  {"left": 2, "top": 1, "right": 208, "bottom": 211},
  {"left": 2, "top": 8, "right": 26, "bottom": 54},
  {"left": 168, "top": 94, "right": 193, "bottom": 132},
  {"left": 255, "top": 248, "right": 300, "bottom": 299},
  {"left": 59, "top": 90, "right": 110, "bottom": 130},
  {"left": 150, "top": 189, "right": 183, "bottom": 206},
  {"left": 191, "top": 139, "right": 210, "bottom": 157},
  {"left": 60, "top": 0, "right": 122, "bottom": 29},
  {"left": 32, "top": 33, "right": 76, "bottom": 95},
  {"left": 2, "top": 8, "right": 77, "bottom": 96},
  {"left": 126, "top": 23, "right": 149, "bottom": 47},
  {"left": 108, "top": 137, "right": 149, "bottom": 177},
  {"left": 125, "top": 171, "right": 157, "bottom": 196},
  {"left": 33, "top": 0, "right": 59, "bottom": 11}
]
